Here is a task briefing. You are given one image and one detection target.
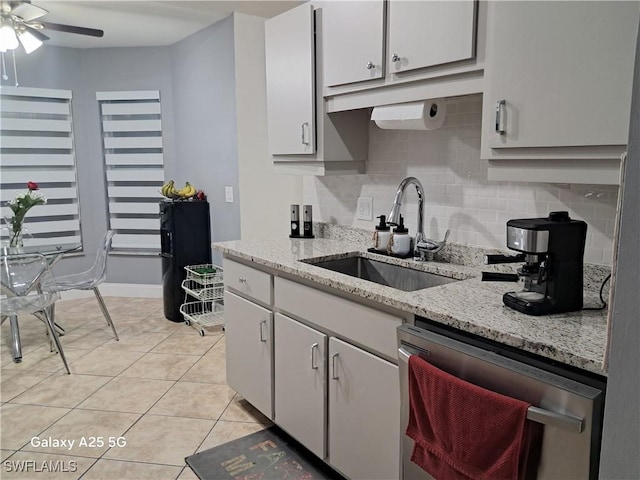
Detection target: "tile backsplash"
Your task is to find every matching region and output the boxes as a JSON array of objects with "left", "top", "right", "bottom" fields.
[{"left": 303, "top": 95, "right": 618, "bottom": 266}]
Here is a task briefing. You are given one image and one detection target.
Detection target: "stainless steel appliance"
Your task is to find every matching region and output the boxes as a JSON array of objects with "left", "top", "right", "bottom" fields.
[
  {"left": 398, "top": 323, "right": 605, "bottom": 480},
  {"left": 483, "top": 211, "right": 587, "bottom": 315}
]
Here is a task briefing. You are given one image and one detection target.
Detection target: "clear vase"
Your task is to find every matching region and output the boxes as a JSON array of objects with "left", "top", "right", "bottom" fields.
[{"left": 9, "top": 225, "right": 24, "bottom": 248}]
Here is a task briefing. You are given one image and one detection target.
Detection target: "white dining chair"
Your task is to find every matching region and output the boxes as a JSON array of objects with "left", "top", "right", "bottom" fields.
[
  {"left": 1, "top": 253, "right": 70, "bottom": 373},
  {"left": 52, "top": 230, "right": 119, "bottom": 341}
]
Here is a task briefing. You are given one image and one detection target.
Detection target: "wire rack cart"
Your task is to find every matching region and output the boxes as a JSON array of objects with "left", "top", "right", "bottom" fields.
[{"left": 180, "top": 264, "right": 224, "bottom": 336}]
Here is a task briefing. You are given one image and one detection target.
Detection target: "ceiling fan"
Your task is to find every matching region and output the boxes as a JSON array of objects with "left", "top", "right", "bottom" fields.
[{"left": 0, "top": 0, "right": 103, "bottom": 54}]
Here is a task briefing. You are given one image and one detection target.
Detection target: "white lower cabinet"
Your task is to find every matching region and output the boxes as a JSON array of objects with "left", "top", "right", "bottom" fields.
[
  {"left": 328, "top": 337, "right": 400, "bottom": 480},
  {"left": 224, "top": 290, "right": 273, "bottom": 419},
  {"left": 274, "top": 313, "right": 327, "bottom": 459},
  {"left": 274, "top": 314, "right": 401, "bottom": 480},
  {"left": 225, "top": 261, "right": 403, "bottom": 480}
]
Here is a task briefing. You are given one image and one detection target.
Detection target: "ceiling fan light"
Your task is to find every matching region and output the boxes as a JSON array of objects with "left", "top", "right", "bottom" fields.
[
  {"left": 17, "top": 29, "right": 43, "bottom": 54},
  {"left": 0, "top": 20, "right": 19, "bottom": 52}
]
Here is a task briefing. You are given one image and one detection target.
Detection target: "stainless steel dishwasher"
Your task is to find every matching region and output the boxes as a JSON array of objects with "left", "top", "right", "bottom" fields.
[{"left": 398, "top": 323, "right": 606, "bottom": 480}]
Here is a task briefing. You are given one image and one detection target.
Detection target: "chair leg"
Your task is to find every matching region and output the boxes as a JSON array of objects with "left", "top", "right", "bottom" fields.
[
  {"left": 41, "top": 308, "right": 70, "bottom": 374},
  {"left": 49, "top": 303, "right": 66, "bottom": 336},
  {"left": 34, "top": 311, "right": 56, "bottom": 352},
  {"left": 9, "top": 314, "right": 22, "bottom": 362},
  {"left": 93, "top": 287, "right": 119, "bottom": 341}
]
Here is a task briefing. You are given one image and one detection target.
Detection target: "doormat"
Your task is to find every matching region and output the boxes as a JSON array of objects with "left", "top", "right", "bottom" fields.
[{"left": 185, "top": 426, "right": 346, "bottom": 480}]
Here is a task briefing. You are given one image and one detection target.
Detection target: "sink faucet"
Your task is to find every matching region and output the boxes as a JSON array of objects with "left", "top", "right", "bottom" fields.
[{"left": 388, "top": 177, "right": 450, "bottom": 261}]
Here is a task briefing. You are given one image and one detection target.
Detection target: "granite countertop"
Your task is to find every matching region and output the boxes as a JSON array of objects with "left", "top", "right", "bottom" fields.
[{"left": 214, "top": 236, "right": 609, "bottom": 377}]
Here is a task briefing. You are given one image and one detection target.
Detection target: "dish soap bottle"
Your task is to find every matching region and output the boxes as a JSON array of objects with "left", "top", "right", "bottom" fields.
[
  {"left": 372, "top": 215, "right": 391, "bottom": 253},
  {"left": 389, "top": 214, "right": 411, "bottom": 256}
]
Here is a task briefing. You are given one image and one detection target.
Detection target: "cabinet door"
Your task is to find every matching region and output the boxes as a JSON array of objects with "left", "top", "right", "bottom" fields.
[
  {"left": 224, "top": 290, "right": 273, "bottom": 419},
  {"left": 274, "top": 314, "right": 327, "bottom": 459},
  {"left": 265, "top": 4, "right": 316, "bottom": 155},
  {"left": 388, "top": 1, "right": 476, "bottom": 75},
  {"left": 483, "top": 1, "right": 638, "bottom": 151},
  {"left": 328, "top": 337, "right": 400, "bottom": 480},
  {"left": 322, "top": 0, "right": 385, "bottom": 87}
]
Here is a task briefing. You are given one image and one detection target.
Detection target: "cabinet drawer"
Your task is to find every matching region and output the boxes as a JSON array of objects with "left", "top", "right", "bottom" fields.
[
  {"left": 274, "top": 276, "right": 402, "bottom": 360},
  {"left": 224, "top": 258, "right": 272, "bottom": 306}
]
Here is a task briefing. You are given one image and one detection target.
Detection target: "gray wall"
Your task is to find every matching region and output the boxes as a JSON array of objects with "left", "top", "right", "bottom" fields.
[
  {"left": 170, "top": 15, "right": 241, "bottom": 266},
  {"left": 9, "top": 17, "right": 240, "bottom": 283},
  {"left": 599, "top": 26, "right": 640, "bottom": 479}
]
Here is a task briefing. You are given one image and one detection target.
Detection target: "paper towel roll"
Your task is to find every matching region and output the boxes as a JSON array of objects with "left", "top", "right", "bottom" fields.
[{"left": 371, "top": 99, "right": 446, "bottom": 130}]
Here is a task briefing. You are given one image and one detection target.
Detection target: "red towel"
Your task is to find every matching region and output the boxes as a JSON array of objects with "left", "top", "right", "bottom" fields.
[{"left": 406, "top": 354, "right": 538, "bottom": 480}]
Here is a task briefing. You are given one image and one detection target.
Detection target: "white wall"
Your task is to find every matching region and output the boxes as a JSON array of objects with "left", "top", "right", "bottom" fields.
[
  {"left": 233, "top": 13, "right": 303, "bottom": 240},
  {"left": 599, "top": 25, "right": 640, "bottom": 479},
  {"left": 303, "top": 95, "right": 618, "bottom": 265}
]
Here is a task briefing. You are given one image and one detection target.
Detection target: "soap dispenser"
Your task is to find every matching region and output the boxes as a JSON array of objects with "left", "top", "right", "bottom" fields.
[
  {"left": 389, "top": 214, "right": 411, "bottom": 256},
  {"left": 372, "top": 215, "right": 392, "bottom": 253}
]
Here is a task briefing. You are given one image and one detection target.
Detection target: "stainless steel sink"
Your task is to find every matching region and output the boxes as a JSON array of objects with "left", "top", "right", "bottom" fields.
[{"left": 305, "top": 256, "right": 459, "bottom": 292}]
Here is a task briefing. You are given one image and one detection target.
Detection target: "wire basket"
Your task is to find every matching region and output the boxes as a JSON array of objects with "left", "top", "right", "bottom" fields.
[
  {"left": 180, "top": 300, "right": 224, "bottom": 329},
  {"left": 181, "top": 278, "right": 224, "bottom": 302},
  {"left": 184, "top": 264, "right": 223, "bottom": 286}
]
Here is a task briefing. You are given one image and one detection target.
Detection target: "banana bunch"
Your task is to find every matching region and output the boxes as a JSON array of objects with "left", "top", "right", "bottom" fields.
[
  {"left": 160, "top": 180, "right": 197, "bottom": 199},
  {"left": 175, "top": 182, "right": 196, "bottom": 198}
]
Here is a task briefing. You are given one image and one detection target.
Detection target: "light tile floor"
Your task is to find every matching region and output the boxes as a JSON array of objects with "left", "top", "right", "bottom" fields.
[{"left": 1, "top": 297, "right": 271, "bottom": 480}]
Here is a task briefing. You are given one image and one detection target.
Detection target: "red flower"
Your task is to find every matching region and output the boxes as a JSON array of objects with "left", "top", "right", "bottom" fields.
[{"left": 27, "top": 181, "right": 39, "bottom": 191}]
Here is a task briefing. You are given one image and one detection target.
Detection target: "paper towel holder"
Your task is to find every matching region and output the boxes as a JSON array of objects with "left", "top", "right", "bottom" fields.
[{"left": 371, "top": 99, "right": 446, "bottom": 131}]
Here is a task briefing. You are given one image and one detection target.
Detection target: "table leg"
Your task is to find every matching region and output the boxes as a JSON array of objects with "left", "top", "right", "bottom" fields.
[{"left": 9, "top": 314, "right": 22, "bottom": 362}]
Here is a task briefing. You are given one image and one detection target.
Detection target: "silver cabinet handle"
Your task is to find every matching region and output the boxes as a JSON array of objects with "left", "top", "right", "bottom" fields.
[
  {"left": 495, "top": 99, "right": 506, "bottom": 134},
  {"left": 238, "top": 277, "right": 247, "bottom": 284},
  {"left": 391, "top": 53, "right": 401, "bottom": 63},
  {"left": 259, "top": 320, "right": 267, "bottom": 342},
  {"left": 311, "top": 343, "right": 319, "bottom": 369},
  {"left": 331, "top": 352, "right": 339, "bottom": 379},
  {"left": 366, "top": 61, "right": 375, "bottom": 70},
  {"left": 301, "top": 122, "right": 309, "bottom": 145}
]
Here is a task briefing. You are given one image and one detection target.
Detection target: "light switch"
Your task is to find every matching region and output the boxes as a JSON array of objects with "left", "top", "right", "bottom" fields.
[
  {"left": 225, "top": 186, "right": 234, "bottom": 203},
  {"left": 356, "top": 196, "right": 373, "bottom": 220}
]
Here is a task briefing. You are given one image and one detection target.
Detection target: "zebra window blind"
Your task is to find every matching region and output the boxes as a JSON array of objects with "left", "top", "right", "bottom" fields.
[
  {"left": 0, "top": 86, "right": 82, "bottom": 248},
  {"left": 97, "top": 90, "right": 164, "bottom": 253}
]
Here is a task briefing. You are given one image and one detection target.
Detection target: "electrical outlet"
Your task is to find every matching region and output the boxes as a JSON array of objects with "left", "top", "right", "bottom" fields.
[
  {"left": 225, "top": 186, "right": 233, "bottom": 203},
  {"left": 356, "top": 196, "right": 373, "bottom": 220}
]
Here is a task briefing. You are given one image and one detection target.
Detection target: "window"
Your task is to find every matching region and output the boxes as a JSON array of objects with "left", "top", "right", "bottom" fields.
[
  {"left": 0, "top": 86, "right": 82, "bottom": 247},
  {"left": 97, "top": 90, "right": 165, "bottom": 253}
]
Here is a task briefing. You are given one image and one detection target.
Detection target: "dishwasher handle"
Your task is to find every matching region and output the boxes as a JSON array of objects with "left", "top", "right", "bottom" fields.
[{"left": 399, "top": 347, "right": 585, "bottom": 433}]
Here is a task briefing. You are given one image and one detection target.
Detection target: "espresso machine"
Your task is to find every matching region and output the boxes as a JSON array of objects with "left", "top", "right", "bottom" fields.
[{"left": 483, "top": 211, "right": 587, "bottom": 315}]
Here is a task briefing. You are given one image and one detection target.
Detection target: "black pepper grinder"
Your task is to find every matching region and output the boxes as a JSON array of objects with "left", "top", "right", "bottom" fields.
[
  {"left": 303, "top": 205, "right": 314, "bottom": 238},
  {"left": 290, "top": 204, "right": 300, "bottom": 237}
]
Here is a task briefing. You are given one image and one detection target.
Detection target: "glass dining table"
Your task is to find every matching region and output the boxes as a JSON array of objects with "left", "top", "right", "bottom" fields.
[{"left": 1, "top": 242, "right": 82, "bottom": 362}]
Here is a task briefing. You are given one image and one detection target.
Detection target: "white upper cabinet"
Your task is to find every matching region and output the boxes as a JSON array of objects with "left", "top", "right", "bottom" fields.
[
  {"left": 322, "top": 0, "right": 385, "bottom": 87},
  {"left": 387, "top": 1, "right": 477, "bottom": 75},
  {"left": 265, "top": 4, "right": 315, "bottom": 155},
  {"left": 320, "top": 0, "right": 485, "bottom": 112},
  {"left": 482, "top": 0, "right": 638, "bottom": 184}
]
